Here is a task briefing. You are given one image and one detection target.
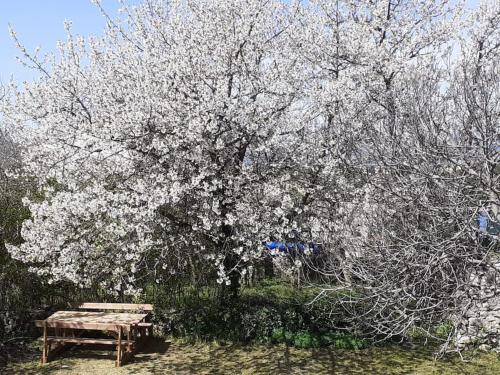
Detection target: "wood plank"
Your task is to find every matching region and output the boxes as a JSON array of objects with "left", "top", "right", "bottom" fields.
[
  {"left": 41, "top": 337, "right": 134, "bottom": 346},
  {"left": 137, "top": 322, "right": 153, "bottom": 327},
  {"left": 37, "top": 311, "right": 147, "bottom": 329},
  {"left": 69, "top": 303, "right": 153, "bottom": 312},
  {"left": 44, "top": 311, "right": 148, "bottom": 325},
  {"left": 35, "top": 320, "right": 130, "bottom": 331}
]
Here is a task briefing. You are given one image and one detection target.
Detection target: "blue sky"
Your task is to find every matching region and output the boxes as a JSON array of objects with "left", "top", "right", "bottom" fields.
[
  {"left": 0, "top": 0, "right": 137, "bottom": 84},
  {"left": 0, "top": 0, "right": 481, "bottom": 85}
]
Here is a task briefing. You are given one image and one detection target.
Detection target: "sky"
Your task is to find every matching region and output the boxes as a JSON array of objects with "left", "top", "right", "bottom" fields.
[
  {"left": 0, "top": 0, "right": 139, "bottom": 84},
  {"left": 0, "top": 0, "right": 481, "bottom": 85}
]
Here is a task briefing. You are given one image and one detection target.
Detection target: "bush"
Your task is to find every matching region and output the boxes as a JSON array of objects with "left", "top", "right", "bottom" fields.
[
  {"left": 151, "top": 278, "right": 368, "bottom": 349},
  {"left": 320, "top": 333, "right": 368, "bottom": 349},
  {"left": 293, "top": 331, "right": 321, "bottom": 348}
]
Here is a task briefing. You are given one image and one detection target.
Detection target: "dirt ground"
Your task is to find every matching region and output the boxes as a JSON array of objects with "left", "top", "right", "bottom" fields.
[{"left": 2, "top": 338, "right": 500, "bottom": 375}]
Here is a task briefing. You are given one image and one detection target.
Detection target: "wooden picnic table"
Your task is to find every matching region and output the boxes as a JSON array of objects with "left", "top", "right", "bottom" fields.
[{"left": 36, "top": 308, "right": 152, "bottom": 367}]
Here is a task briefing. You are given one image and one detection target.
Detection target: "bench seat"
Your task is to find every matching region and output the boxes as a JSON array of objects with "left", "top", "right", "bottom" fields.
[{"left": 40, "top": 337, "right": 135, "bottom": 346}]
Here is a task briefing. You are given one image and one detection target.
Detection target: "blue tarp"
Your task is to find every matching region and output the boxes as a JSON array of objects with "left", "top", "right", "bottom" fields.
[
  {"left": 479, "top": 212, "right": 488, "bottom": 232},
  {"left": 479, "top": 212, "right": 500, "bottom": 235},
  {"left": 264, "top": 241, "right": 321, "bottom": 254}
]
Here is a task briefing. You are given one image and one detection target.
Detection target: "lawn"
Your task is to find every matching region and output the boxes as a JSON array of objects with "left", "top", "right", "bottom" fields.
[{"left": 2, "top": 338, "right": 499, "bottom": 375}]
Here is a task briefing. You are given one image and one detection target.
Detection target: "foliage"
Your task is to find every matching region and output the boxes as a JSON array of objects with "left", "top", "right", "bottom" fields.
[
  {"left": 150, "top": 279, "right": 365, "bottom": 349},
  {"left": 0, "top": 0, "right": 498, "bottom": 351}
]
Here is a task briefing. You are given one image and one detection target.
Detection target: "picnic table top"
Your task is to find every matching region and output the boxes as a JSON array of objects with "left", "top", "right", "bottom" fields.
[{"left": 46, "top": 310, "right": 148, "bottom": 326}]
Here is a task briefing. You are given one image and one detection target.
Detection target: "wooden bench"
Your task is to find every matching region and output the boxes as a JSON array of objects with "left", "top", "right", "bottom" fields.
[
  {"left": 137, "top": 322, "right": 154, "bottom": 338},
  {"left": 35, "top": 319, "right": 136, "bottom": 366},
  {"left": 35, "top": 304, "right": 154, "bottom": 367},
  {"left": 69, "top": 303, "right": 155, "bottom": 339},
  {"left": 42, "top": 337, "right": 135, "bottom": 346}
]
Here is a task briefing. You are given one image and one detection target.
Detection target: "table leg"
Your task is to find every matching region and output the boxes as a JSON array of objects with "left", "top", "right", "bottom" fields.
[
  {"left": 127, "top": 327, "right": 132, "bottom": 353},
  {"left": 41, "top": 322, "right": 48, "bottom": 364},
  {"left": 116, "top": 327, "right": 122, "bottom": 367}
]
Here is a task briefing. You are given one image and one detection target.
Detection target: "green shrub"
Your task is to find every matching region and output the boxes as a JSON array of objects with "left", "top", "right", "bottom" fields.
[
  {"left": 253, "top": 307, "right": 283, "bottom": 343},
  {"left": 434, "top": 322, "right": 453, "bottom": 338},
  {"left": 293, "top": 331, "right": 321, "bottom": 348},
  {"left": 151, "top": 278, "right": 368, "bottom": 349},
  {"left": 320, "top": 333, "right": 368, "bottom": 349}
]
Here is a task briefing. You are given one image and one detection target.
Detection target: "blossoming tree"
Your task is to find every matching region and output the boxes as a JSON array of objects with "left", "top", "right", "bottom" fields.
[{"left": 3, "top": 0, "right": 304, "bottom": 296}]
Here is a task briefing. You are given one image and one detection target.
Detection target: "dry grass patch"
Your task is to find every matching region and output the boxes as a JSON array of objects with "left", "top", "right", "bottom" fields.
[{"left": 2, "top": 338, "right": 500, "bottom": 374}]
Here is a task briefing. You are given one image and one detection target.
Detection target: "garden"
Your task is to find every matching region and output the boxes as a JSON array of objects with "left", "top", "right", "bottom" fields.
[{"left": 0, "top": 0, "right": 499, "bottom": 373}]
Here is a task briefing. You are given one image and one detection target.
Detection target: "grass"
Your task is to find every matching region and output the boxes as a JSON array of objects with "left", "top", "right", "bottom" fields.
[{"left": 2, "top": 338, "right": 500, "bottom": 374}]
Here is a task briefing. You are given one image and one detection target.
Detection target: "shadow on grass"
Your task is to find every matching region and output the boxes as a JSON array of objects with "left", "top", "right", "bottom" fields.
[
  {"left": 0, "top": 337, "right": 169, "bottom": 375},
  {"left": 125, "top": 342, "right": 500, "bottom": 375},
  {"left": 3, "top": 339, "right": 500, "bottom": 374}
]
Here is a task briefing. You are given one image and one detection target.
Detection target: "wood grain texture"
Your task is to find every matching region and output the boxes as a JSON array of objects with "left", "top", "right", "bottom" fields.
[{"left": 69, "top": 303, "right": 153, "bottom": 312}]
